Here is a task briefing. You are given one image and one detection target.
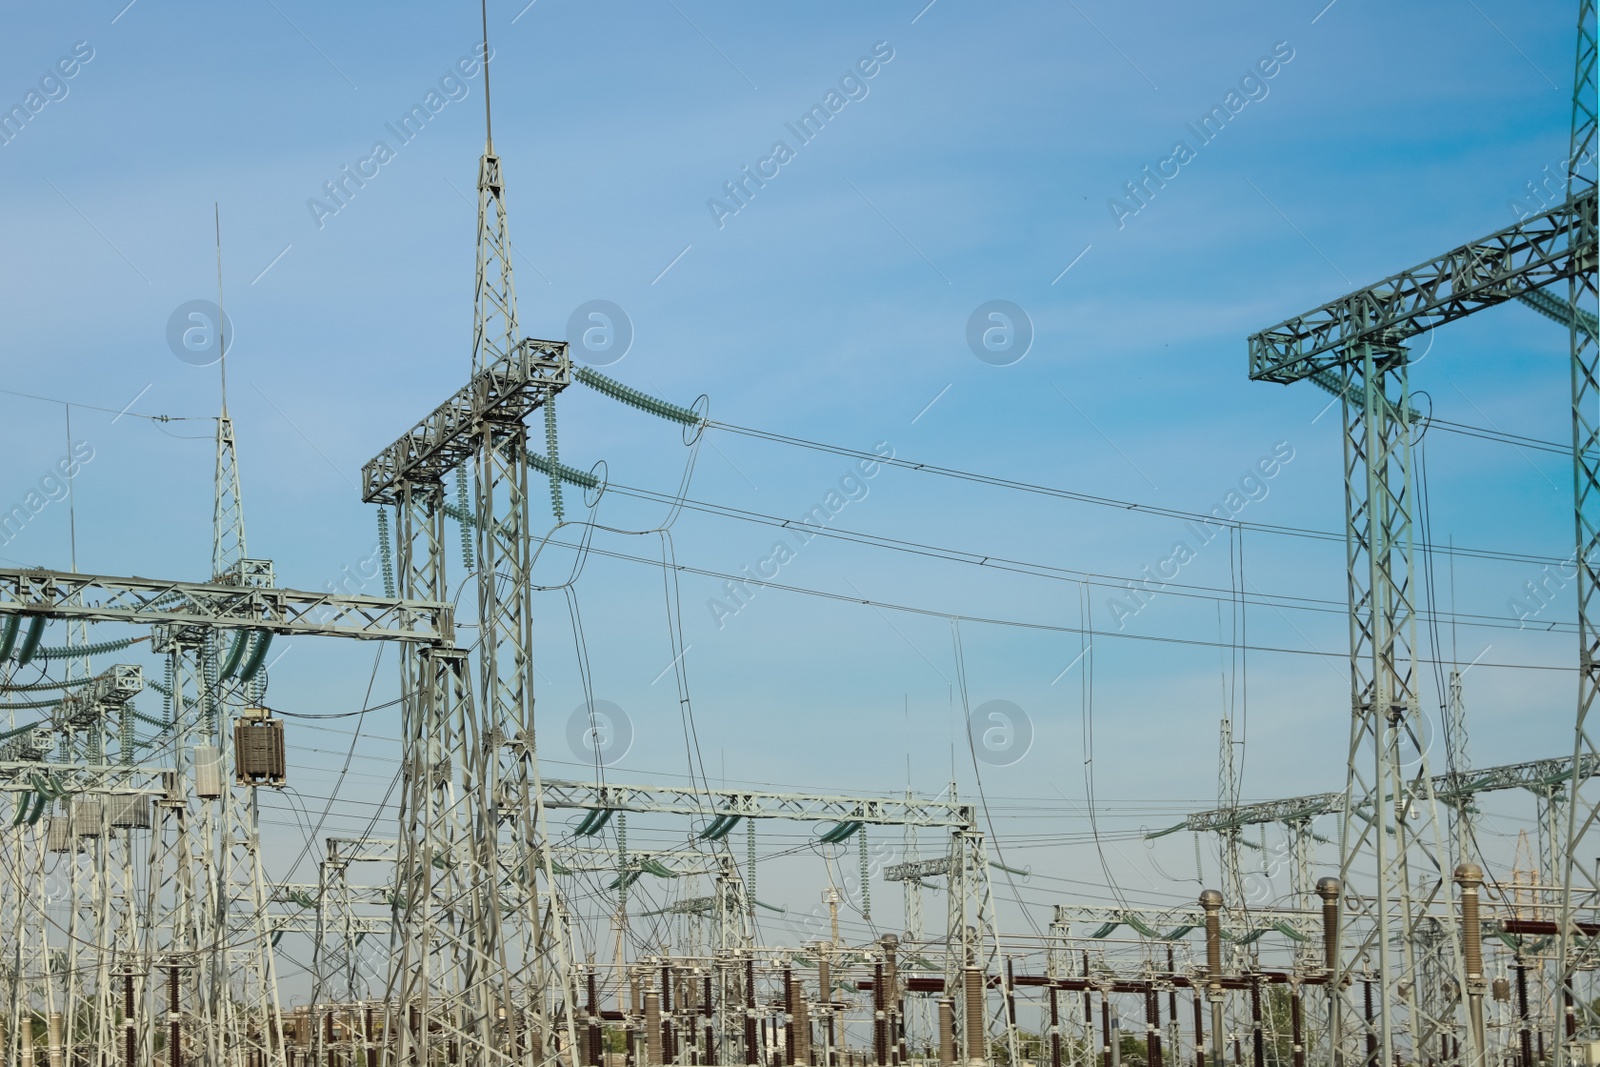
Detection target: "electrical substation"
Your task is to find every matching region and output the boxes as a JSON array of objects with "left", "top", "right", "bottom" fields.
[{"left": 1, "top": 4, "right": 1597, "bottom": 1067}]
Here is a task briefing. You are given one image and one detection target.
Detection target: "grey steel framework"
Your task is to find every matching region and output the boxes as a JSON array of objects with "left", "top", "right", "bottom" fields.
[
  {"left": 1245, "top": 8, "right": 1597, "bottom": 1060},
  {"left": 0, "top": 555, "right": 449, "bottom": 1067},
  {"left": 0, "top": 761, "right": 170, "bottom": 794},
  {"left": 386, "top": 484, "right": 507, "bottom": 1062},
  {"left": 1562, "top": 0, "right": 1600, "bottom": 1047},
  {"left": 4, "top": 659, "right": 148, "bottom": 1063},
  {"left": 541, "top": 779, "right": 975, "bottom": 829},
  {"left": 1163, "top": 751, "right": 1593, "bottom": 998},
  {"left": 360, "top": 338, "right": 571, "bottom": 508},
  {"left": 361, "top": 107, "right": 580, "bottom": 1063},
  {"left": 0, "top": 566, "right": 452, "bottom": 645},
  {"left": 1249, "top": 189, "right": 1594, "bottom": 383},
  {"left": 541, "top": 778, "right": 997, "bottom": 1061},
  {"left": 192, "top": 404, "right": 286, "bottom": 1067},
  {"left": 1171, "top": 753, "right": 1599, "bottom": 834}
]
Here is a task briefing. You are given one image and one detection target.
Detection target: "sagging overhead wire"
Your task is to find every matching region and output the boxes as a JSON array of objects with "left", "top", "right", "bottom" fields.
[
  {"left": 455, "top": 376, "right": 735, "bottom": 952},
  {"left": 0, "top": 386, "right": 208, "bottom": 423},
  {"left": 707, "top": 421, "right": 1568, "bottom": 569},
  {"left": 572, "top": 472, "right": 1559, "bottom": 637},
  {"left": 519, "top": 534, "right": 1575, "bottom": 673},
  {"left": 539, "top": 377, "right": 746, "bottom": 935},
  {"left": 494, "top": 374, "right": 1562, "bottom": 642},
  {"left": 952, "top": 619, "right": 1045, "bottom": 941}
]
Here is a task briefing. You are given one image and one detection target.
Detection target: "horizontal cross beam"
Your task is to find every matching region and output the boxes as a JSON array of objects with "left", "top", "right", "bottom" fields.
[
  {"left": 51, "top": 664, "right": 143, "bottom": 727},
  {"left": 1051, "top": 904, "right": 1307, "bottom": 928},
  {"left": 0, "top": 567, "right": 453, "bottom": 647},
  {"left": 324, "top": 837, "right": 398, "bottom": 864},
  {"left": 884, "top": 857, "right": 953, "bottom": 882},
  {"left": 1170, "top": 753, "right": 1596, "bottom": 834},
  {"left": 0, "top": 762, "right": 170, "bottom": 794},
  {"left": 273, "top": 881, "right": 394, "bottom": 908},
  {"left": 267, "top": 915, "right": 390, "bottom": 936},
  {"left": 361, "top": 338, "right": 570, "bottom": 505},
  {"left": 542, "top": 778, "right": 975, "bottom": 830},
  {"left": 1249, "top": 188, "right": 1596, "bottom": 383}
]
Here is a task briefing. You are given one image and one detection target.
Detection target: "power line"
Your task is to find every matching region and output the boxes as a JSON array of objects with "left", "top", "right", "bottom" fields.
[
  {"left": 591, "top": 477, "right": 1576, "bottom": 637},
  {"left": 532, "top": 535, "right": 1576, "bottom": 673},
  {"left": 708, "top": 421, "right": 1572, "bottom": 569}
]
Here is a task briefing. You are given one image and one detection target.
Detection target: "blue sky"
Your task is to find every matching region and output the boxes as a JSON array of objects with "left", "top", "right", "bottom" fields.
[{"left": 0, "top": 0, "right": 1587, "bottom": 988}]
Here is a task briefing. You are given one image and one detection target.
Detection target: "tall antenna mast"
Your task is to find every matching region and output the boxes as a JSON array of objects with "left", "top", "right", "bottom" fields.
[
  {"left": 471, "top": 4, "right": 515, "bottom": 377},
  {"left": 480, "top": 0, "right": 493, "bottom": 151},
  {"left": 215, "top": 204, "right": 228, "bottom": 415},
  {"left": 468, "top": 0, "right": 564, "bottom": 518},
  {"left": 212, "top": 204, "right": 246, "bottom": 577}
]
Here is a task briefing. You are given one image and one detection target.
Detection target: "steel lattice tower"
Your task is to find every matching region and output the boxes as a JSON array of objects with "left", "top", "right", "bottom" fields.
[
  {"left": 465, "top": 107, "right": 582, "bottom": 1064},
  {"left": 1245, "top": 71, "right": 1596, "bottom": 1062},
  {"left": 1561, "top": 0, "right": 1600, "bottom": 1053},
  {"left": 1325, "top": 344, "right": 1469, "bottom": 1067},
  {"left": 202, "top": 288, "right": 287, "bottom": 1066},
  {"left": 374, "top": 20, "right": 580, "bottom": 1055}
]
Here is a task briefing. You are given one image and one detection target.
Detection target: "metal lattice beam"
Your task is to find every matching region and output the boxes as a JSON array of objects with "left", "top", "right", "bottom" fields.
[
  {"left": 885, "top": 857, "right": 954, "bottom": 882},
  {"left": 1562, "top": 0, "right": 1600, "bottom": 1053},
  {"left": 375, "top": 134, "right": 582, "bottom": 1066},
  {"left": 541, "top": 778, "right": 977, "bottom": 829},
  {"left": 0, "top": 567, "right": 452, "bottom": 646},
  {"left": 1249, "top": 188, "right": 1596, "bottom": 384},
  {"left": 360, "top": 339, "right": 571, "bottom": 507},
  {"left": 1168, "top": 753, "right": 1599, "bottom": 834}
]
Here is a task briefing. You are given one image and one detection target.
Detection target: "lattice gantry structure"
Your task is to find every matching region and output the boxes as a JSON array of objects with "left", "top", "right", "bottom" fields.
[
  {"left": 4, "top": 4, "right": 1594, "bottom": 1064},
  {"left": 1562, "top": 0, "right": 1600, "bottom": 1045},
  {"left": 1150, "top": 754, "right": 1599, "bottom": 1067},
  {"left": 361, "top": 96, "right": 582, "bottom": 1058},
  {"left": 1244, "top": 4, "right": 1598, "bottom": 1063},
  {"left": 0, "top": 565, "right": 452, "bottom": 1066},
  {"left": 253, "top": 782, "right": 1002, "bottom": 1067},
  {"left": 544, "top": 779, "right": 998, "bottom": 1063}
]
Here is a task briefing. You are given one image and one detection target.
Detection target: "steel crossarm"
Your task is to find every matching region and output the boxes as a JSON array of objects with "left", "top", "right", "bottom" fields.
[
  {"left": 885, "top": 857, "right": 954, "bottom": 882},
  {"left": 0, "top": 762, "right": 168, "bottom": 793},
  {"left": 46, "top": 663, "right": 143, "bottom": 729},
  {"left": 0, "top": 567, "right": 452, "bottom": 646},
  {"left": 1249, "top": 187, "right": 1596, "bottom": 383},
  {"left": 273, "top": 882, "right": 396, "bottom": 908},
  {"left": 1173, "top": 753, "right": 1597, "bottom": 832},
  {"left": 270, "top": 915, "right": 390, "bottom": 936},
  {"left": 541, "top": 778, "right": 977, "bottom": 829},
  {"left": 325, "top": 837, "right": 399, "bottom": 863},
  {"left": 360, "top": 338, "right": 571, "bottom": 506},
  {"left": 1051, "top": 904, "right": 1309, "bottom": 932}
]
